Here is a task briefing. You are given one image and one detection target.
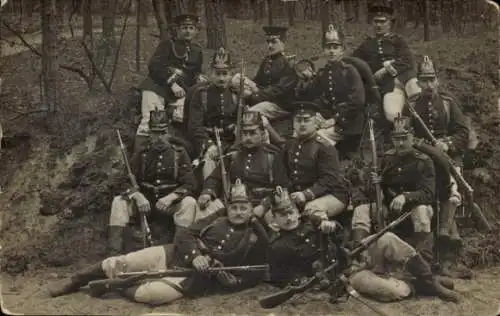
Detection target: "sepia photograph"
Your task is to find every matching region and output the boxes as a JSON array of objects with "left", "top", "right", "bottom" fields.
[{"left": 0, "top": 0, "right": 499, "bottom": 315}]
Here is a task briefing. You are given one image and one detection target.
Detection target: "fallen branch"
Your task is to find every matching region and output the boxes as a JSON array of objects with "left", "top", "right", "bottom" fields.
[{"left": 81, "top": 39, "right": 112, "bottom": 93}]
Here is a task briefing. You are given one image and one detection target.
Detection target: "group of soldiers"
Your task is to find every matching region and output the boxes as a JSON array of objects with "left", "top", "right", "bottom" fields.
[{"left": 47, "top": 2, "right": 478, "bottom": 308}]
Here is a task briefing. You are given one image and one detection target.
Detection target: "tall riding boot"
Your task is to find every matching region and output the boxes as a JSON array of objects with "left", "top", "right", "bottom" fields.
[
  {"left": 442, "top": 239, "right": 473, "bottom": 279},
  {"left": 49, "top": 263, "right": 106, "bottom": 297},
  {"left": 406, "top": 253, "right": 460, "bottom": 302},
  {"left": 412, "top": 232, "right": 434, "bottom": 264},
  {"left": 108, "top": 226, "right": 125, "bottom": 256}
]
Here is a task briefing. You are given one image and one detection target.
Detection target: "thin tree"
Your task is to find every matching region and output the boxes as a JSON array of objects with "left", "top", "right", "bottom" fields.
[
  {"left": 152, "top": 0, "right": 168, "bottom": 39},
  {"left": 205, "top": 0, "right": 227, "bottom": 50},
  {"left": 423, "top": 0, "right": 430, "bottom": 41},
  {"left": 41, "top": 0, "right": 59, "bottom": 114}
]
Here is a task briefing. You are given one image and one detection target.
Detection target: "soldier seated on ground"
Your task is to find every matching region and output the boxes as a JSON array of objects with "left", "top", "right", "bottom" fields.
[
  {"left": 281, "top": 101, "right": 349, "bottom": 222},
  {"left": 107, "top": 109, "right": 201, "bottom": 255},
  {"left": 135, "top": 13, "right": 205, "bottom": 158},
  {"left": 48, "top": 179, "right": 269, "bottom": 306},
  {"left": 197, "top": 109, "right": 290, "bottom": 220}
]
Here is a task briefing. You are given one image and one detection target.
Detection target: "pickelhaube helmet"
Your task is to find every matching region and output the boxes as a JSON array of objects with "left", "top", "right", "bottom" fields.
[
  {"left": 263, "top": 26, "right": 288, "bottom": 41},
  {"left": 211, "top": 47, "right": 232, "bottom": 69},
  {"left": 391, "top": 113, "right": 413, "bottom": 137},
  {"left": 149, "top": 108, "right": 170, "bottom": 133},
  {"left": 241, "top": 110, "right": 264, "bottom": 130},
  {"left": 417, "top": 55, "right": 437, "bottom": 79},
  {"left": 323, "top": 24, "right": 344, "bottom": 46},
  {"left": 230, "top": 178, "right": 250, "bottom": 203},
  {"left": 272, "top": 186, "right": 298, "bottom": 213},
  {"left": 173, "top": 13, "right": 200, "bottom": 26}
]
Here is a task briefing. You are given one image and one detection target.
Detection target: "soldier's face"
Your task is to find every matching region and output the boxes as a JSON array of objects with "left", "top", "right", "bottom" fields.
[
  {"left": 293, "top": 115, "right": 317, "bottom": 138},
  {"left": 392, "top": 134, "right": 413, "bottom": 154},
  {"left": 241, "top": 128, "right": 264, "bottom": 148},
  {"left": 176, "top": 24, "right": 198, "bottom": 40},
  {"left": 418, "top": 77, "right": 439, "bottom": 95},
  {"left": 227, "top": 202, "right": 253, "bottom": 225},
  {"left": 273, "top": 208, "right": 300, "bottom": 231},
  {"left": 372, "top": 17, "right": 391, "bottom": 36},
  {"left": 323, "top": 43, "right": 344, "bottom": 62},
  {"left": 211, "top": 69, "right": 232, "bottom": 88},
  {"left": 266, "top": 38, "right": 285, "bottom": 55}
]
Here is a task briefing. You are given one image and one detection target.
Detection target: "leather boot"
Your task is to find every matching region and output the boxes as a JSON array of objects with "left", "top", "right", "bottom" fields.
[
  {"left": 108, "top": 226, "right": 125, "bottom": 256},
  {"left": 436, "top": 275, "right": 455, "bottom": 290},
  {"left": 406, "top": 253, "right": 460, "bottom": 302},
  {"left": 49, "top": 263, "right": 106, "bottom": 297},
  {"left": 441, "top": 239, "right": 473, "bottom": 279},
  {"left": 412, "top": 232, "right": 434, "bottom": 263}
]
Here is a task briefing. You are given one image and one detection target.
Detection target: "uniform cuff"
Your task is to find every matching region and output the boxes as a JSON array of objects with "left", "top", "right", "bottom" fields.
[
  {"left": 303, "top": 189, "right": 316, "bottom": 201},
  {"left": 184, "top": 249, "right": 202, "bottom": 266},
  {"left": 383, "top": 61, "right": 398, "bottom": 77},
  {"left": 173, "top": 188, "right": 187, "bottom": 199}
]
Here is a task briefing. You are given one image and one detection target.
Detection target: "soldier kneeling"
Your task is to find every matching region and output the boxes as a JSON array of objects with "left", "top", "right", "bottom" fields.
[{"left": 48, "top": 179, "right": 269, "bottom": 305}]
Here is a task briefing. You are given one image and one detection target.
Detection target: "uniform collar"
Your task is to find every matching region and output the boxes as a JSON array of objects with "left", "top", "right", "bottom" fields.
[{"left": 267, "top": 52, "right": 284, "bottom": 60}]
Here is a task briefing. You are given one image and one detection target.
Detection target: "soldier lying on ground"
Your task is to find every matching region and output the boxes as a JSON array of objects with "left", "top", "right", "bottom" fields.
[
  {"left": 108, "top": 109, "right": 199, "bottom": 254},
  {"left": 184, "top": 47, "right": 239, "bottom": 178},
  {"left": 136, "top": 13, "right": 205, "bottom": 158},
  {"left": 198, "top": 110, "right": 290, "bottom": 220},
  {"left": 406, "top": 55, "right": 472, "bottom": 279},
  {"left": 352, "top": 114, "right": 437, "bottom": 263},
  {"left": 48, "top": 179, "right": 269, "bottom": 306}
]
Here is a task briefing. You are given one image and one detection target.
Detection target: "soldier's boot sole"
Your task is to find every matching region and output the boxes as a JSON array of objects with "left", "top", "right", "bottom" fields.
[
  {"left": 435, "top": 275, "right": 455, "bottom": 290},
  {"left": 49, "top": 263, "right": 106, "bottom": 297}
]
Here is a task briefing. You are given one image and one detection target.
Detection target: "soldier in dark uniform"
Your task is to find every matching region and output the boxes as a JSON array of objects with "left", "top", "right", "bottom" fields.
[
  {"left": 184, "top": 47, "right": 239, "bottom": 179},
  {"left": 406, "top": 56, "right": 472, "bottom": 279},
  {"left": 48, "top": 179, "right": 269, "bottom": 305},
  {"left": 284, "top": 101, "right": 349, "bottom": 221},
  {"left": 136, "top": 14, "right": 205, "bottom": 157},
  {"left": 107, "top": 109, "right": 200, "bottom": 255},
  {"left": 266, "top": 186, "right": 340, "bottom": 287},
  {"left": 352, "top": 3, "right": 421, "bottom": 123},
  {"left": 242, "top": 26, "right": 298, "bottom": 121},
  {"left": 304, "top": 24, "right": 366, "bottom": 158},
  {"left": 351, "top": 114, "right": 436, "bottom": 264},
  {"left": 197, "top": 110, "right": 290, "bottom": 219}
]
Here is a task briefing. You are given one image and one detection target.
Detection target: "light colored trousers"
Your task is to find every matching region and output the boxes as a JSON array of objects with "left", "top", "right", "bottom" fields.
[
  {"left": 137, "top": 90, "right": 185, "bottom": 136},
  {"left": 384, "top": 77, "right": 421, "bottom": 122},
  {"left": 101, "top": 245, "right": 186, "bottom": 305},
  {"left": 109, "top": 195, "right": 209, "bottom": 229},
  {"left": 352, "top": 203, "right": 433, "bottom": 233},
  {"left": 349, "top": 232, "right": 417, "bottom": 302}
]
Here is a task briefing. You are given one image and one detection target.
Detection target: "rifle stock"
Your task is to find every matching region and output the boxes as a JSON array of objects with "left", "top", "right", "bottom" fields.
[
  {"left": 235, "top": 58, "right": 245, "bottom": 143},
  {"left": 368, "top": 119, "right": 385, "bottom": 232},
  {"left": 259, "top": 210, "right": 414, "bottom": 309},
  {"left": 88, "top": 265, "right": 269, "bottom": 297},
  {"left": 214, "top": 127, "right": 230, "bottom": 206}
]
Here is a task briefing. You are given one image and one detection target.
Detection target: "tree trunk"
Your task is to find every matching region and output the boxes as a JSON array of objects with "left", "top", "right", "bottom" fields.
[
  {"left": 423, "top": 0, "right": 430, "bottom": 41},
  {"left": 267, "top": 0, "right": 273, "bottom": 26},
  {"left": 287, "top": 1, "right": 296, "bottom": 27},
  {"left": 136, "top": 0, "right": 141, "bottom": 71},
  {"left": 205, "top": 0, "right": 226, "bottom": 50},
  {"left": 41, "top": 0, "right": 59, "bottom": 113},
  {"left": 140, "top": 0, "right": 149, "bottom": 26},
  {"left": 102, "top": 0, "right": 117, "bottom": 56},
  {"left": 82, "top": 0, "right": 93, "bottom": 43},
  {"left": 440, "top": 0, "right": 452, "bottom": 33},
  {"left": 152, "top": 0, "right": 168, "bottom": 39},
  {"left": 321, "top": 0, "right": 331, "bottom": 45}
]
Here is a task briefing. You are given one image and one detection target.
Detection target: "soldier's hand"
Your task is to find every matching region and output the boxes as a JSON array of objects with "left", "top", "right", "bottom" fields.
[
  {"left": 373, "top": 68, "right": 387, "bottom": 81},
  {"left": 436, "top": 140, "right": 449, "bottom": 152},
  {"left": 156, "top": 193, "right": 179, "bottom": 211},
  {"left": 197, "top": 74, "right": 208, "bottom": 83},
  {"left": 192, "top": 255, "right": 211, "bottom": 272},
  {"left": 290, "top": 191, "right": 307, "bottom": 206},
  {"left": 319, "top": 220, "right": 338, "bottom": 233},
  {"left": 131, "top": 192, "right": 151, "bottom": 213},
  {"left": 171, "top": 82, "right": 185, "bottom": 98},
  {"left": 370, "top": 172, "right": 382, "bottom": 184},
  {"left": 198, "top": 194, "right": 212, "bottom": 209},
  {"left": 216, "top": 271, "right": 240, "bottom": 287},
  {"left": 390, "top": 194, "right": 406, "bottom": 212},
  {"left": 252, "top": 205, "right": 266, "bottom": 218}
]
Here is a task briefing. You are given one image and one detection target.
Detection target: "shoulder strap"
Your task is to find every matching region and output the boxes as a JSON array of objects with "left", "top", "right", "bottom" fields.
[
  {"left": 201, "top": 89, "right": 208, "bottom": 112},
  {"left": 267, "top": 152, "right": 274, "bottom": 184}
]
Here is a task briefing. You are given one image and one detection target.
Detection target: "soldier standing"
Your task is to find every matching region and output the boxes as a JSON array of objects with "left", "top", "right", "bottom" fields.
[
  {"left": 108, "top": 109, "right": 199, "bottom": 255},
  {"left": 407, "top": 56, "right": 472, "bottom": 279},
  {"left": 136, "top": 14, "right": 205, "bottom": 157},
  {"left": 197, "top": 110, "right": 290, "bottom": 218},
  {"left": 242, "top": 26, "right": 298, "bottom": 121},
  {"left": 305, "top": 24, "right": 366, "bottom": 158},
  {"left": 284, "top": 101, "right": 349, "bottom": 220},
  {"left": 184, "top": 47, "right": 239, "bottom": 178},
  {"left": 352, "top": 2, "right": 421, "bottom": 123},
  {"left": 48, "top": 179, "right": 269, "bottom": 305}
]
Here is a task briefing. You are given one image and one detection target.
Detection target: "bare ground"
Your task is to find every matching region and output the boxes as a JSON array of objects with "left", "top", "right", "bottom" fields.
[{"left": 0, "top": 18, "right": 499, "bottom": 316}]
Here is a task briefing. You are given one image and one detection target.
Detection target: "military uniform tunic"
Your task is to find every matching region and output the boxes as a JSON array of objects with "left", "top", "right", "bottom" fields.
[
  {"left": 285, "top": 133, "right": 349, "bottom": 205},
  {"left": 185, "top": 82, "right": 239, "bottom": 158},
  {"left": 202, "top": 144, "right": 290, "bottom": 206},
  {"left": 406, "top": 91, "right": 469, "bottom": 156},
  {"left": 308, "top": 61, "right": 366, "bottom": 137},
  {"left": 247, "top": 53, "right": 298, "bottom": 111},
  {"left": 139, "top": 38, "right": 203, "bottom": 101},
  {"left": 171, "top": 209, "right": 268, "bottom": 295},
  {"left": 352, "top": 33, "right": 416, "bottom": 95}
]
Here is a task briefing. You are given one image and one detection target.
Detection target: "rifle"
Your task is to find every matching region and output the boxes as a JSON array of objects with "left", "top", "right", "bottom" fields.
[
  {"left": 116, "top": 130, "right": 153, "bottom": 248},
  {"left": 214, "top": 127, "right": 230, "bottom": 206},
  {"left": 88, "top": 264, "right": 270, "bottom": 297},
  {"left": 235, "top": 58, "right": 245, "bottom": 143},
  {"left": 405, "top": 102, "right": 492, "bottom": 232},
  {"left": 259, "top": 209, "right": 414, "bottom": 309},
  {"left": 368, "top": 119, "right": 385, "bottom": 233}
]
